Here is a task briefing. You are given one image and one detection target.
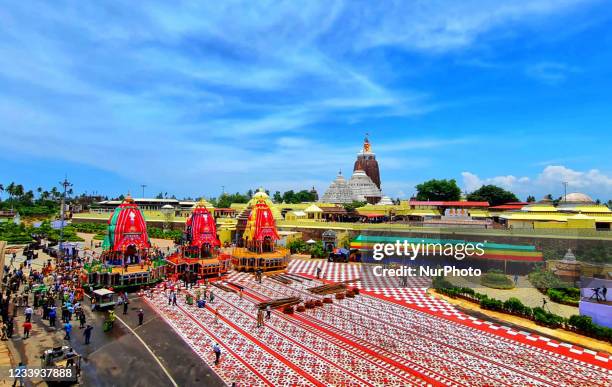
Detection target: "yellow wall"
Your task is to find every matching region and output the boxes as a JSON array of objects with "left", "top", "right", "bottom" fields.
[
  {"left": 218, "top": 229, "right": 233, "bottom": 245},
  {"left": 566, "top": 218, "right": 596, "bottom": 229},
  {"left": 508, "top": 219, "right": 536, "bottom": 229},
  {"left": 530, "top": 218, "right": 595, "bottom": 229},
  {"left": 285, "top": 212, "right": 306, "bottom": 221}
]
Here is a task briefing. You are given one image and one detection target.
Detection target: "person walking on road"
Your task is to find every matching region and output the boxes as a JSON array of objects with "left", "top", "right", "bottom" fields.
[
  {"left": 123, "top": 298, "right": 129, "bottom": 315},
  {"left": 23, "top": 320, "right": 32, "bottom": 339},
  {"left": 12, "top": 362, "right": 25, "bottom": 387},
  {"left": 138, "top": 309, "right": 144, "bottom": 325},
  {"left": 83, "top": 324, "right": 93, "bottom": 345},
  {"left": 213, "top": 343, "right": 221, "bottom": 365},
  {"left": 24, "top": 305, "right": 33, "bottom": 323},
  {"left": 78, "top": 310, "right": 86, "bottom": 329},
  {"left": 63, "top": 321, "right": 72, "bottom": 340},
  {"left": 257, "top": 309, "right": 265, "bottom": 327},
  {"left": 49, "top": 307, "right": 57, "bottom": 328},
  {"left": 1, "top": 322, "right": 8, "bottom": 341}
]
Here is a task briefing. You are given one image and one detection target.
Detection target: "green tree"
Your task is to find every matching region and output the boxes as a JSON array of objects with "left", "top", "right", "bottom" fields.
[
  {"left": 14, "top": 184, "right": 24, "bottom": 198},
  {"left": 273, "top": 191, "right": 282, "bottom": 203},
  {"left": 415, "top": 179, "right": 461, "bottom": 201},
  {"left": 216, "top": 192, "right": 249, "bottom": 208},
  {"left": 282, "top": 190, "right": 296, "bottom": 204},
  {"left": 526, "top": 195, "right": 536, "bottom": 203},
  {"left": 343, "top": 200, "right": 367, "bottom": 212},
  {"left": 466, "top": 185, "right": 519, "bottom": 206},
  {"left": 6, "top": 182, "right": 16, "bottom": 199}
]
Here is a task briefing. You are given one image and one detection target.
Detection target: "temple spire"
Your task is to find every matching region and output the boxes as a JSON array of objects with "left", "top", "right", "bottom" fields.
[{"left": 363, "top": 132, "right": 371, "bottom": 153}]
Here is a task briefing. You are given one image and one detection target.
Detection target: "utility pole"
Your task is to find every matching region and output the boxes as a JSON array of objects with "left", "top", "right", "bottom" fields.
[
  {"left": 562, "top": 181, "right": 568, "bottom": 202},
  {"left": 59, "top": 176, "right": 72, "bottom": 259},
  {"left": 221, "top": 186, "right": 225, "bottom": 195},
  {"left": 141, "top": 184, "right": 147, "bottom": 198}
]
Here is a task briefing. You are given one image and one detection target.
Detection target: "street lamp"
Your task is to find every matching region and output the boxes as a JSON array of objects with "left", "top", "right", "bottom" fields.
[{"left": 59, "top": 176, "right": 73, "bottom": 259}]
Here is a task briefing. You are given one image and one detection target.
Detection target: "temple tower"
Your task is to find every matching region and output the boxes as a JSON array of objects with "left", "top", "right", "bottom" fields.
[{"left": 353, "top": 134, "right": 381, "bottom": 189}]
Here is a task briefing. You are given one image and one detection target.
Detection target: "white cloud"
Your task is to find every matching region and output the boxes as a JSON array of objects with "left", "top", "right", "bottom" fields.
[
  {"left": 462, "top": 166, "right": 612, "bottom": 199},
  {"left": 348, "top": 1, "right": 592, "bottom": 52},
  {"left": 525, "top": 62, "right": 580, "bottom": 84},
  {"left": 0, "top": 1, "right": 604, "bottom": 197}
]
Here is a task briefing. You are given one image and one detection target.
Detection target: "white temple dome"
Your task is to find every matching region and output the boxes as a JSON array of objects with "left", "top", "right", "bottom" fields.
[
  {"left": 348, "top": 170, "right": 381, "bottom": 202},
  {"left": 560, "top": 192, "right": 593, "bottom": 203},
  {"left": 321, "top": 171, "right": 357, "bottom": 204}
]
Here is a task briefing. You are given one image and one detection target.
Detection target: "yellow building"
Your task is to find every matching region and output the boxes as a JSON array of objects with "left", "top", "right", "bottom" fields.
[
  {"left": 303, "top": 204, "right": 323, "bottom": 220},
  {"left": 500, "top": 194, "right": 612, "bottom": 230},
  {"left": 284, "top": 210, "right": 307, "bottom": 221}
]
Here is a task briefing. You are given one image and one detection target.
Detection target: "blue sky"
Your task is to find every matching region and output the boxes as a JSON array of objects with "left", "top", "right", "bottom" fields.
[{"left": 1, "top": 1, "right": 611, "bottom": 201}]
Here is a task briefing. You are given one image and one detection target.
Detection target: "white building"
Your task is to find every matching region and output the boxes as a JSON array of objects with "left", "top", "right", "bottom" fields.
[{"left": 322, "top": 169, "right": 383, "bottom": 204}]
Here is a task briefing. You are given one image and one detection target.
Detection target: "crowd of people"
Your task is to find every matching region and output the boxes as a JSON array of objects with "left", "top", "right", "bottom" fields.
[{"left": 1, "top": 245, "right": 91, "bottom": 344}]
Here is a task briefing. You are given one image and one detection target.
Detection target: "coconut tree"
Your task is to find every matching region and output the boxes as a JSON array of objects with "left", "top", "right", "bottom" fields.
[
  {"left": 14, "top": 184, "right": 24, "bottom": 198},
  {"left": 6, "top": 182, "right": 15, "bottom": 199}
]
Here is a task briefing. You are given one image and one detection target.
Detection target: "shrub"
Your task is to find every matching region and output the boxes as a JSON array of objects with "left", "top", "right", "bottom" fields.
[
  {"left": 503, "top": 297, "right": 528, "bottom": 315},
  {"left": 432, "top": 276, "right": 454, "bottom": 290},
  {"left": 568, "top": 315, "right": 593, "bottom": 332},
  {"left": 460, "top": 287, "right": 475, "bottom": 296},
  {"left": 547, "top": 288, "right": 580, "bottom": 306},
  {"left": 567, "top": 315, "right": 612, "bottom": 343},
  {"left": 480, "top": 297, "right": 504, "bottom": 311},
  {"left": 532, "top": 307, "right": 565, "bottom": 328},
  {"left": 287, "top": 239, "right": 309, "bottom": 254},
  {"left": 528, "top": 269, "right": 571, "bottom": 292},
  {"left": 480, "top": 270, "right": 515, "bottom": 289}
]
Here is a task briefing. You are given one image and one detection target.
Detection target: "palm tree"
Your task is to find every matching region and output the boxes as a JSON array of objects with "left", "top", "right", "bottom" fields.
[
  {"left": 0, "top": 183, "right": 4, "bottom": 201},
  {"left": 6, "top": 182, "right": 15, "bottom": 199},
  {"left": 14, "top": 184, "right": 24, "bottom": 198}
]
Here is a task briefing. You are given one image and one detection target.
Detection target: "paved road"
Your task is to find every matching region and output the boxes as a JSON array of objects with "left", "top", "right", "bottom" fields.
[{"left": 4, "top": 248, "right": 225, "bottom": 387}]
